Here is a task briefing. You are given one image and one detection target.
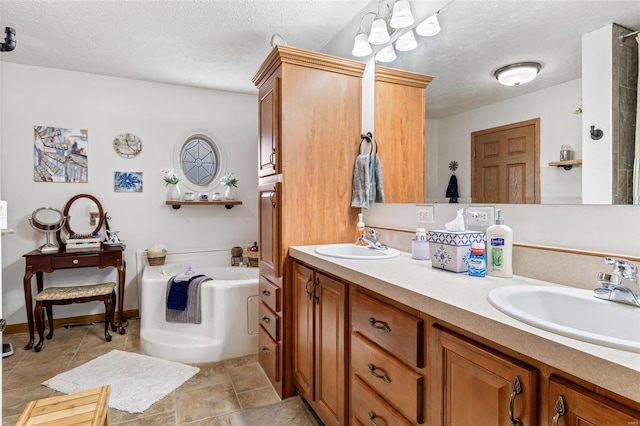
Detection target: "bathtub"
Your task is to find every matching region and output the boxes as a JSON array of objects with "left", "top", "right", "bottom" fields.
[{"left": 140, "top": 263, "right": 259, "bottom": 364}]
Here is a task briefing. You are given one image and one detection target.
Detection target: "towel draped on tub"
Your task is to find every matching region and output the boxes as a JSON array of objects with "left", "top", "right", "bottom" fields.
[{"left": 166, "top": 274, "right": 211, "bottom": 324}]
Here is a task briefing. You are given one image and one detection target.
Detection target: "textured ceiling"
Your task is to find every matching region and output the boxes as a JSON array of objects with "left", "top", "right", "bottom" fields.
[{"left": 0, "top": 0, "right": 639, "bottom": 118}]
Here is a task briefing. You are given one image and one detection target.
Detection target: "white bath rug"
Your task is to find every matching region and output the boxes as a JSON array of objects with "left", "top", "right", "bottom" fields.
[{"left": 42, "top": 349, "right": 199, "bottom": 413}]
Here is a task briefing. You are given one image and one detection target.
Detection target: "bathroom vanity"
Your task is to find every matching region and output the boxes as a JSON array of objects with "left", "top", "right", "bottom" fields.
[{"left": 289, "top": 245, "right": 640, "bottom": 425}]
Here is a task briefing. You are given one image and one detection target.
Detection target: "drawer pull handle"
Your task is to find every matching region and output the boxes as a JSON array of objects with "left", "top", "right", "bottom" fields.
[
  {"left": 551, "top": 395, "right": 566, "bottom": 426},
  {"left": 269, "top": 191, "right": 276, "bottom": 207},
  {"left": 368, "top": 411, "right": 387, "bottom": 426},
  {"left": 261, "top": 316, "right": 271, "bottom": 324},
  {"left": 508, "top": 376, "right": 522, "bottom": 426},
  {"left": 262, "top": 290, "right": 271, "bottom": 297},
  {"left": 367, "top": 364, "right": 391, "bottom": 383},
  {"left": 368, "top": 317, "right": 391, "bottom": 333},
  {"left": 269, "top": 150, "right": 276, "bottom": 167},
  {"left": 72, "top": 259, "right": 79, "bottom": 265},
  {"left": 261, "top": 347, "right": 270, "bottom": 355},
  {"left": 304, "top": 275, "right": 313, "bottom": 299}
]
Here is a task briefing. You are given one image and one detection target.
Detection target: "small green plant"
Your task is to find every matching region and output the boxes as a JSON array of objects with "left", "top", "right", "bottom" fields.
[
  {"left": 161, "top": 169, "right": 181, "bottom": 185},
  {"left": 220, "top": 172, "right": 238, "bottom": 187}
]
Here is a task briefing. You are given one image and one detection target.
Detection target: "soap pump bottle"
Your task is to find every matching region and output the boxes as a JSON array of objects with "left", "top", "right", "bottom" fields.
[
  {"left": 486, "top": 209, "right": 513, "bottom": 278},
  {"left": 355, "top": 213, "right": 368, "bottom": 246}
]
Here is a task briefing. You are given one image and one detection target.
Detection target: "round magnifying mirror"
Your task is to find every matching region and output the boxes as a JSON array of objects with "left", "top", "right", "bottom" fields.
[{"left": 28, "top": 207, "right": 66, "bottom": 253}]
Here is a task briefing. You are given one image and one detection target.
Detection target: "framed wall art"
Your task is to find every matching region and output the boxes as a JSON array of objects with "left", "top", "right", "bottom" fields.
[
  {"left": 114, "top": 171, "right": 143, "bottom": 193},
  {"left": 34, "top": 125, "right": 88, "bottom": 183}
]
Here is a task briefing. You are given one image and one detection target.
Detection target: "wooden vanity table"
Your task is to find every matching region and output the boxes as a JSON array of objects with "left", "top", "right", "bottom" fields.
[{"left": 22, "top": 245, "right": 126, "bottom": 350}]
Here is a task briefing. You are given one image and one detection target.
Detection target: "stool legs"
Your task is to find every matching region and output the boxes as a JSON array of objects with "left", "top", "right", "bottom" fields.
[
  {"left": 45, "top": 305, "right": 54, "bottom": 339},
  {"left": 34, "top": 302, "right": 45, "bottom": 353},
  {"left": 103, "top": 292, "right": 114, "bottom": 343}
]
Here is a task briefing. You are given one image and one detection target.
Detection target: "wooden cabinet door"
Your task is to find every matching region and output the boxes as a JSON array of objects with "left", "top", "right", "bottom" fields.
[
  {"left": 292, "top": 263, "right": 315, "bottom": 401},
  {"left": 258, "top": 75, "right": 280, "bottom": 177},
  {"left": 548, "top": 376, "right": 640, "bottom": 425},
  {"left": 258, "top": 180, "right": 281, "bottom": 282},
  {"left": 439, "top": 329, "right": 538, "bottom": 426},
  {"left": 314, "top": 272, "right": 347, "bottom": 426}
]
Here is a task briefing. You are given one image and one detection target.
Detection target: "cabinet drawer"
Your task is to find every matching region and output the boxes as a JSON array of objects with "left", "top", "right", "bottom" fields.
[
  {"left": 259, "top": 325, "right": 280, "bottom": 383},
  {"left": 259, "top": 276, "right": 281, "bottom": 313},
  {"left": 352, "top": 290, "right": 424, "bottom": 367},
  {"left": 351, "top": 332, "right": 424, "bottom": 423},
  {"left": 259, "top": 302, "right": 280, "bottom": 341},
  {"left": 352, "top": 374, "right": 413, "bottom": 426},
  {"left": 52, "top": 254, "right": 100, "bottom": 269}
]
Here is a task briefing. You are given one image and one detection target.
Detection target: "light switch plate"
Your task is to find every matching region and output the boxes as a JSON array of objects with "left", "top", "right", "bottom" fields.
[{"left": 416, "top": 204, "right": 435, "bottom": 224}]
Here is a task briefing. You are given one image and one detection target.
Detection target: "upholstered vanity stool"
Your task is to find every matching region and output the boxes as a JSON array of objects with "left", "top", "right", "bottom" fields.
[{"left": 33, "top": 282, "right": 116, "bottom": 352}]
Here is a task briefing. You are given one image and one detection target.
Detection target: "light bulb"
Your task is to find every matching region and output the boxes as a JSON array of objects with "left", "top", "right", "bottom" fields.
[
  {"left": 352, "top": 32, "right": 373, "bottom": 57},
  {"left": 368, "top": 15, "right": 390, "bottom": 45},
  {"left": 375, "top": 45, "right": 397, "bottom": 63},
  {"left": 416, "top": 13, "right": 441, "bottom": 36},
  {"left": 390, "top": 0, "right": 414, "bottom": 29},
  {"left": 395, "top": 29, "right": 417, "bottom": 52}
]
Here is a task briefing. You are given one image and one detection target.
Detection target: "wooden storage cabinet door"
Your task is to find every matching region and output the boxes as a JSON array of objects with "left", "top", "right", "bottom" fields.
[
  {"left": 352, "top": 290, "right": 424, "bottom": 367},
  {"left": 351, "top": 332, "right": 423, "bottom": 423},
  {"left": 258, "top": 181, "right": 281, "bottom": 282},
  {"left": 548, "top": 376, "right": 640, "bottom": 425},
  {"left": 258, "top": 302, "right": 280, "bottom": 341},
  {"left": 351, "top": 375, "right": 413, "bottom": 426},
  {"left": 259, "top": 327, "right": 280, "bottom": 384},
  {"left": 438, "top": 329, "right": 538, "bottom": 426},
  {"left": 258, "top": 75, "right": 280, "bottom": 177},
  {"left": 292, "top": 263, "right": 315, "bottom": 401},
  {"left": 314, "top": 272, "right": 347, "bottom": 426},
  {"left": 259, "top": 276, "right": 281, "bottom": 312}
]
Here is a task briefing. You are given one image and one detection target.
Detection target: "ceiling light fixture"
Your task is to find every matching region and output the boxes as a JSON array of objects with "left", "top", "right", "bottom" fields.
[
  {"left": 375, "top": 44, "right": 397, "bottom": 63},
  {"left": 269, "top": 34, "right": 288, "bottom": 49},
  {"left": 390, "top": 0, "right": 415, "bottom": 29},
  {"left": 494, "top": 62, "right": 542, "bottom": 86},
  {"left": 416, "top": 12, "right": 441, "bottom": 36},
  {"left": 395, "top": 29, "right": 417, "bottom": 52}
]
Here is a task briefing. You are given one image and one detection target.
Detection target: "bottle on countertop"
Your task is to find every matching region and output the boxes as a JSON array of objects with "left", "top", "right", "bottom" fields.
[
  {"left": 486, "top": 209, "right": 513, "bottom": 278},
  {"left": 468, "top": 242, "right": 486, "bottom": 277},
  {"left": 355, "top": 213, "right": 368, "bottom": 246}
]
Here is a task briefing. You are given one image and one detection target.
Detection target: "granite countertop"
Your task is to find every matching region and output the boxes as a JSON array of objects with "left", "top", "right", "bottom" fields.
[{"left": 289, "top": 245, "right": 640, "bottom": 404}]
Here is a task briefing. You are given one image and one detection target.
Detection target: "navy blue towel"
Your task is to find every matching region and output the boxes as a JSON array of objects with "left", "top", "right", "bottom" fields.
[{"left": 167, "top": 274, "right": 204, "bottom": 311}]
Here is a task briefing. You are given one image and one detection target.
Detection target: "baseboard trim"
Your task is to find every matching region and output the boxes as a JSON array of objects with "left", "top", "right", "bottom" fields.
[{"left": 3, "top": 309, "right": 140, "bottom": 335}]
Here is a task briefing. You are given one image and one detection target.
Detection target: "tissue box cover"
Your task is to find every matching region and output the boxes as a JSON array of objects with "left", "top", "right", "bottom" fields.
[{"left": 428, "top": 230, "right": 485, "bottom": 273}]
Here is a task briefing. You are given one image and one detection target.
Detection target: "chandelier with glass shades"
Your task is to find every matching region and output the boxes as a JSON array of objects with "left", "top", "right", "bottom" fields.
[{"left": 351, "top": 0, "right": 441, "bottom": 63}]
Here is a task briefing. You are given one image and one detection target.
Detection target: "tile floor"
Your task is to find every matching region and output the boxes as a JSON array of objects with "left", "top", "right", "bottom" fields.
[{"left": 2, "top": 319, "right": 284, "bottom": 425}]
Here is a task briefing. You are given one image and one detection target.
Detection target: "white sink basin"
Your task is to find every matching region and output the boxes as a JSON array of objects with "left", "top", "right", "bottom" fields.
[
  {"left": 488, "top": 285, "right": 640, "bottom": 353},
  {"left": 315, "top": 244, "right": 401, "bottom": 260}
]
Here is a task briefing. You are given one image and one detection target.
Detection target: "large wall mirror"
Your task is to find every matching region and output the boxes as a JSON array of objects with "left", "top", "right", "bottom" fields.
[{"left": 342, "top": 0, "right": 639, "bottom": 205}]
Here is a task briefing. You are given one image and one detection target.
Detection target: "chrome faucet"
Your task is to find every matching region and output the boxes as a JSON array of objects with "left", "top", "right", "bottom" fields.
[
  {"left": 594, "top": 257, "right": 639, "bottom": 307},
  {"left": 358, "top": 227, "right": 387, "bottom": 250}
]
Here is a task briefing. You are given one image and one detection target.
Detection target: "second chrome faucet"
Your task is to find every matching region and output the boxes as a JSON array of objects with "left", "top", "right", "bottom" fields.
[{"left": 594, "top": 257, "right": 639, "bottom": 307}]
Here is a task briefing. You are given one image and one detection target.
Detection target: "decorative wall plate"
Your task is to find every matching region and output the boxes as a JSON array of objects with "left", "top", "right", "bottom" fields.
[{"left": 113, "top": 133, "right": 142, "bottom": 158}]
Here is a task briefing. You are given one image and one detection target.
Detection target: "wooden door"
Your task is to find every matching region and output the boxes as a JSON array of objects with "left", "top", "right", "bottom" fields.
[
  {"left": 548, "top": 376, "right": 640, "bottom": 425},
  {"left": 471, "top": 118, "right": 540, "bottom": 203},
  {"left": 258, "top": 180, "right": 281, "bottom": 283},
  {"left": 292, "top": 263, "right": 315, "bottom": 402},
  {"left": 314, "top": 272, "right": 347, "bottom": 426},
  {"left": 439, "top": 329, "right": 538, "bottom": 426},
  {"left": 258, "top": 75, "right": 280, "bottom": 177}
]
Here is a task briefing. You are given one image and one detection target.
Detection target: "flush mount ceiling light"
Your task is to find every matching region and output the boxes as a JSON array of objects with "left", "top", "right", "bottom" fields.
[
  {"left": 494, "top": 62, "right": 542, "bottom": 86},
  {"left": 415, "top": 12, "right": 441, "bottom": 36}
]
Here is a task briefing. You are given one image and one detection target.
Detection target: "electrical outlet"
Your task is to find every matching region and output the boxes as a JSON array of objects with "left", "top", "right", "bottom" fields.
[
  {"left": 466, "top": 206, "right": 494, "bottom": 228},
  {"left": 416, "top": 205, "right": 435, "bottom": 224}
]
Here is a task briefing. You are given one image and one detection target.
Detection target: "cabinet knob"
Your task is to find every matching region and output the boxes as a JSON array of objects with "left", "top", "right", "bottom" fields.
[
  {"left": 261, "top": 347, "right": 270, "bottom": 355},
  {"left": 367, "top": 411, "right": 387, "bottom": 426},
  {"left": 269, "top": 191, "right": 276, "bottom": 207},
  {"left": 261, "top": 316, "right": 270, "bottom": 324},
  {"left": 508, "top": 376, "right": 523, "bottom": 426},
  {"left": 261, "top": 290, "right": 271, "bottom": 297},
  {"left": 551, "top": 395, "right": 566, "bottom": 426},
  {"left": 72, "top": 259, "right": 79, "bottom": 265}
]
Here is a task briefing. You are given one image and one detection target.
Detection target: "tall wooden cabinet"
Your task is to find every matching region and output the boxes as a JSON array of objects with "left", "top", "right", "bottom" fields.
[
  {"left": 374, "top": 66, "right": 433, "bottom": 203},
  {"left": 292, "top": 262, "right": 347, "bottom": 426},
  {"left": 252, "top": 46, "right": 365, "bottom": 398}
]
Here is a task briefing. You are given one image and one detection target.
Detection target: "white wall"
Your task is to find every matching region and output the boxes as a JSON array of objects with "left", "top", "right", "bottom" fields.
[
  {"left": 429, "top": 79, "right": 583, "bottom": 204},
  {"left": 582, "top": 24, "right": 613, "bottom": 204},
  {"left": 1, "top": 63, "right": 258, "bottom": 325}
]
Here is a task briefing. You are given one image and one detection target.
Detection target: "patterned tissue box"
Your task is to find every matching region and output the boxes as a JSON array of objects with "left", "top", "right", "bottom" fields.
[{"left": 428, "top": 230, "right": 486, "bottom": 273}]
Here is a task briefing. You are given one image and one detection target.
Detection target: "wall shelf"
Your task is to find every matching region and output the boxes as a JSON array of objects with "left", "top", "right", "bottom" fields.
[
  {"left": 165, "top": 200, "right": 242, "bottom": 210},
  {"left": 548, "top": 159, "right": 582, "bottom": 170}
]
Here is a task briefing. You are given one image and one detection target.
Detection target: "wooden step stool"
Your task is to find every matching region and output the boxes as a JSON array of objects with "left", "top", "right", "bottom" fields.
[
  {"left": 16, "top": 385, "right": 111, "bottom": 425},
  {"left": 33, "top": 282, "right": 116, "bottom": 352}
]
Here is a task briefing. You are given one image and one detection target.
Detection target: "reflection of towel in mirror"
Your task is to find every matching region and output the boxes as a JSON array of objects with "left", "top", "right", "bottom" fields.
[
  {"left": 351, "top": 154, "right": 371, "bottom": 208},
  {"left": 446, "top": 174, "right": 459, "bottom": 203},
  {"left": 370, "top": 154, "right": 385, "bottom": 203},
  {"left": 166, "top": 274, "right": 211, "bottom": 324}
]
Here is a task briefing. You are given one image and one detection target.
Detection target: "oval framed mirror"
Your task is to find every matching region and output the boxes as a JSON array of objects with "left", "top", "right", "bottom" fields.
[{"left": 56, "top": 194, "right": 104, "bottom": 245}]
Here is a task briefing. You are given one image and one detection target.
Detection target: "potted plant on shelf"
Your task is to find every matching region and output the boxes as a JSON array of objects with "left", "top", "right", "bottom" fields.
[
  {"left": 220, "top": 172, "right": 238, "bottom": 200},
  {"left": 162, "top": 169, "right": 182, "bottom": 201}
]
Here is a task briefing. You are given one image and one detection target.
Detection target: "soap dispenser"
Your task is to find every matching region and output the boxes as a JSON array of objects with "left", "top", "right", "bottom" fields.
[
  {"left": 355, "top": 213, "right": 368, "bottom": 246},
  {"left": 486, "top": 209, "right": 513, "bottom": 278}
]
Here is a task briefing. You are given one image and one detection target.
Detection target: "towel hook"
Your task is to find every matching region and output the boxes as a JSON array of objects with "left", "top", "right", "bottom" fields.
[{"left": 590, "top": 125, "right": 603, "bottom": 140}]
